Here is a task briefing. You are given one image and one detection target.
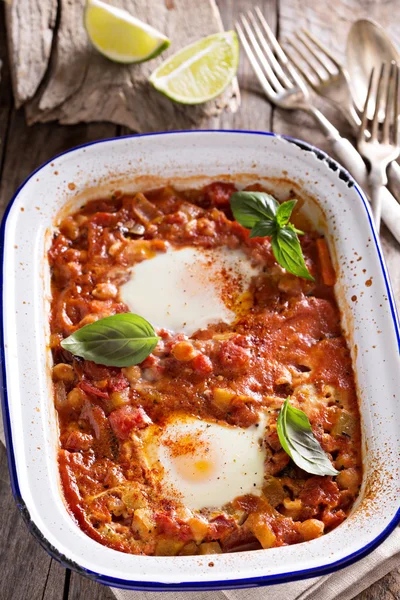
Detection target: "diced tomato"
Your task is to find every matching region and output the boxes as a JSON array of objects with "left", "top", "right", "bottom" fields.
[
  {"left": 191, "top": 353, "right": 213, "bottom": 375},
  {"left": 204, "top": 182, "right": 236, "bottom": 208},
  {"left": 228, "top": 404, "right": 259, "bottom": 428},
  {"left": 222, "top": 527, "right": 261, "bottom": 553},
  {"left": 82, "top": 361, "right": 116, "bottom": 379},
  {"left": 218, "top": 340, "right": 252, "bottom": 372},
  {"left": 109, "top": 405, "right": 152, "bottom": 440},
  {"left": 207, "top": 515, "right": 236, "bottom": 540},
  {"left": 64, "top": 430, "right": 93, "bottom": 452},
  {"left": 140, "top": 354, "right": 158, "bottom": 368},
  {"left": 321, "top": 508, "right": 346, "bottom": 530},
  {"left": 108, "top": 371, "right": 129, "bottom": 392},
  {"left": 80, "top": 401, "right": 108, "bottom": 439},
  {"left": 79, "top": 380, "right": 109, "bottom": 399},
  {"left": 271, "top": 518, "right": 301, "bottom": 546},
  {"left": 300, "top": 476, "right": 340, "bottom": 508},
  {"left": 90, "top": 212, "right": 120, "bottom": 227},
  {"left": 155, "top": 513, "right": 192, "bottom": 541}
]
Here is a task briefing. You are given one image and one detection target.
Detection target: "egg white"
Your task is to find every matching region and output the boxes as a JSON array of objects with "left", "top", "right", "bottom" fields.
[
  {"left": 141, "top": 413, "right": 268, "bottom": 511},
  {"left": 120, "top": 246, "right": 260, "bottom": 335}
]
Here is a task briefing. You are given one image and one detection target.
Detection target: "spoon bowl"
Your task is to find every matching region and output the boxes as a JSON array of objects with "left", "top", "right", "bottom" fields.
[{"left": 346, "top": 19, "right": 400, "bottom": 119}]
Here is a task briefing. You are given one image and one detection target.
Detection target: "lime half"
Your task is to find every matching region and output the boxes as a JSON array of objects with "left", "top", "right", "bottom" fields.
[
  {"left": 149, "top": 31, "right": 239, "bottom": 104},
  {"left": 85, "top": 0, "right": 170, "bottom": 64}
]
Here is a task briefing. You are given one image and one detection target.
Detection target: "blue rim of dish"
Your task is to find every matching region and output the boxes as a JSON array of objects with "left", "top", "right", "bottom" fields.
[{"left": 1, "top": 130, "right": 399, "bottom": 591}]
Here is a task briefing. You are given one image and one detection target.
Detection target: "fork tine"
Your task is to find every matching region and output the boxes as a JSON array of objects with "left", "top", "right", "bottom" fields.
[
  {"left": 295, "top": 32, "right": 334, "bottom": 78},
  {"left": 254, "top": 5, "right": 288, "bottom": 64},
  {"left": 285, "top": 39, "right": 323, "bottom": 85},
  {"left": 247, "top": 10, "right": 293, "bottom": 89},
  {"left": 301, "top": 28, "right": 341, "bottom": 70},
  {"left": 235, "top": 21, "right": 275, "bottom": 98},
  {"left": 358, "top": 67, "right": 374, "bottom": 146},
  {"left": 252, "top": 6, "right": 306, "bottom": 92},
  {"left": 284, "top": 44, "right": 317, "bottom": 88},
  {"left": 394, "top": 64, "right": 400, "bottom": 145},
  {"left": 239, "top": 14, "right": 283, "bottom": 93},
  {"left": 383, "top": 62, "right": 396, "bottom": 144},
  {"left": 372, "top": 63, "right": 388, "bottom": 141}
]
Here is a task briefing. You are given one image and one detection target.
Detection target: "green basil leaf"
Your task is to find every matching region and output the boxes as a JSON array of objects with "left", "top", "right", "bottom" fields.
[
  {"left": 277, "top": 398, "right": 339, "bottom": 476},
  {"left": 276, "top": 199, "right": 297, "bottom": 227},
  {"left": 61, "top": 313, "right": 160, "bottom": 367},
  {"left": 271, "top": 225, "right": 314, "bottom": 281},
  {"left": 230, "top": 191, "right": 279, "bottom": 228},
  {"left": 250, "top": 220, "right": 277, "bottom": 238}
]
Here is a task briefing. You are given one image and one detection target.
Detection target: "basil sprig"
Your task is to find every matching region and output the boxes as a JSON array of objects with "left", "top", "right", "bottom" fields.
[
  {"left": 230, "top": 191, "right": 313, "bottom": 280},
  {"left": 61, "top": 313, "right": 160, "bottom": 367},
  {"left": 277, "top": 398, "right": 339, "bottom": 476}
]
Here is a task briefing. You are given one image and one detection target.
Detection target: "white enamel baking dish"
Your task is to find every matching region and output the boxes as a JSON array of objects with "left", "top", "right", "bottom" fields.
[{"left": 1, "top": 131, "right": 399, "bottom": 591}]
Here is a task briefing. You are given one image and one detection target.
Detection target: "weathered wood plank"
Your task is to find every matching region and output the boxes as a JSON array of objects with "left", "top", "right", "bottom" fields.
[
  {"left": 0, "top": 5, "right": 13, "bottom": 169},
  {"left": 0, "top": 443, "right": 59, "bottom": 600},
  {"left": 355, "top": 568, "right": 400, "bottom": 600},
  {"left": 274, "top": 0, "right": 400, "bottom": 155},
  {"left": 0, "top": 114, "right": 117, "bottom": 213},
  {"left": 0, "top": 100, "right": 117, "bottom": 600},
  {"left": 214, "top": 0, "right": 276, "bottom": 130},
  {"left": 41, "top": 560, "right": 67, "bottom": 600},
  {"left": 0, "top": 2, "right": 399, "bottom": 600},
  {"left": 24, "top": 0, "right": 239, "bottom": 131},
  {"left": 68, "top": 573, "right": 115, "bottom": 600},
  {"left": 5, "top": 0, "right": 57, "bottom": 108}
]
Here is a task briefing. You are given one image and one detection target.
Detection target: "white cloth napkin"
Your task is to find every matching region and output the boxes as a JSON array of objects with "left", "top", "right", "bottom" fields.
[{"left": 1, "top": 409, "right": 399, "bottom": 600}]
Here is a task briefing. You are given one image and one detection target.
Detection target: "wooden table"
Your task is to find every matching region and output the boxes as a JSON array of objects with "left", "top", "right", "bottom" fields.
[{"left": 0, "top": 1, "right": 399, "bottom": 598}]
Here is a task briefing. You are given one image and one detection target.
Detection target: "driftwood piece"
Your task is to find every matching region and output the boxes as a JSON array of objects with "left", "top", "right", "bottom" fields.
[
  {"left": 16, "top": 0, "right": 239, "bottom": 131},
  {"left": 5, "top": 0, "right": 57, "bottom": 108}
]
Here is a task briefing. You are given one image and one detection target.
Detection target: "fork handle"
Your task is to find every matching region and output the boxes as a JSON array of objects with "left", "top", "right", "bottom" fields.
[
  {"left": 307, "top": 107, "right": 368, "bottom": 182},
  {"left": 307, "top": 107, "right": 400, "bottom": 243},
  {"left": 344, "top": 106, "right": 400, "bottom": 202}
]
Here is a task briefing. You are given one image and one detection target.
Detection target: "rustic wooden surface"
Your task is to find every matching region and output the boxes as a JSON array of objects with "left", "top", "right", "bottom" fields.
[
  {"left": 6, "top": 0, "right": 239, "bottom": 131},
  {"left": 0, "top": 0, "right": 399, "bottom": 599}
]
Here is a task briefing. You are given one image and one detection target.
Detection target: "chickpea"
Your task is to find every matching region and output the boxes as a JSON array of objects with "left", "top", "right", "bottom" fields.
[
  {"left": 108, "top": 241, "right": 123, "bottom": 256},
  {"left": 66, "top": 388, "right": 85, "bottom": 411},
  {"left": 109, "top": 389, "right": 130, "bottom": 410},
  {"left": 298, "top": 519, "right": 325, "bottom": 541},
  {"left": 336, "top": 468, "right": 361, "bottom": 492},
  {"left": 171, "top": 341, "right": 197, "bottom": 362},
  {"left": 59, "top": 217, "right": 80, "bottom": 241},
  {"left": 122, "top": 365, "right": 142, "bottom": 383},
  {"left": 92, "top": 283, "right": 118, "bottom": 300},
  {"left": 75, "top": 215, "right": 88, "bottom": 226},
  {"left": 53, "top": 363, "right": 75, "bottom": 383}
]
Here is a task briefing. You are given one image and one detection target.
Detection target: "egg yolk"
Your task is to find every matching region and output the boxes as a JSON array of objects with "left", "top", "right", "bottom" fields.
[
  {"left": 173, "top": 455, "right": 217, "bottom": 482},
  {"left": 165, "top": 432, "right": 217, "bottom": 482}
]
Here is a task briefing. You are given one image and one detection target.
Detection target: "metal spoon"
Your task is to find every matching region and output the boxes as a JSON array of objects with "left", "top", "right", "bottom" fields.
[
  {"left": 347, "top": 19, "right": 400, "bottom": 199},
  {"left": 346, "top": 19, "right": 400, "bottom": 119}
]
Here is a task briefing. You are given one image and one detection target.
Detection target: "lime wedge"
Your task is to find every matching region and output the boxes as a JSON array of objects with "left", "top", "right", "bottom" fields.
[
  {"left": 149, "top": 31, "right": 239, "bottom": 104},
  {"left": 84, "top": 0, "right": 170, "bottom": 64}
]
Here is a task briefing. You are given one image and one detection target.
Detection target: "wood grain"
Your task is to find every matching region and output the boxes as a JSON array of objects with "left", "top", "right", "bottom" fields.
[
  {"left": 0, "top": 443, "right": 55, "bottom": 600},
  {"left": 5, "top": 0, "right": 57, "bottom": 108},
  {"left": 0, "top": 0, "right": 399, "bottom": 598},
  {"left": 22, "top": 0, "right": 239, "bottom": 130},
  {"left": 214, "top": 0, "right": 277, "bottom": 131},
  {"left": 68, "top": 573, "right": 115, "bottom": 600}
]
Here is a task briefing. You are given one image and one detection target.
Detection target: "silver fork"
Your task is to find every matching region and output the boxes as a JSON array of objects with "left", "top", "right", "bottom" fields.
[
  {"left": 236, "top": 7, "right": 400, "bottom": 243},
  {"left": 284, "top": 29, "right": 361, "bottom": 127},
  {"left": 357, "top": 62, "right": 400, "bottom": 230},
  {"left": 284, "top": 28, "right": 400, "bottom": 206},
  {"left": 235, "top": 8, "right": 366, "bottom": 178}
]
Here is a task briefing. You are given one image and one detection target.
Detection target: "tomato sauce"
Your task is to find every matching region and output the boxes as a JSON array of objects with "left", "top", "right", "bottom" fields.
[{"left": 49, "top": 182, "right": 362, "bottom": 556}]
